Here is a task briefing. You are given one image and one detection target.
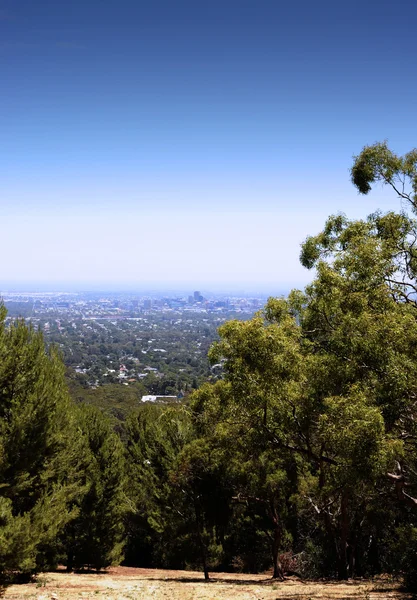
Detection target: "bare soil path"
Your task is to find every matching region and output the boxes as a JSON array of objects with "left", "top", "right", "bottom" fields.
[{"left": 3, "top": 566, "right": 411, "bottom": 600}]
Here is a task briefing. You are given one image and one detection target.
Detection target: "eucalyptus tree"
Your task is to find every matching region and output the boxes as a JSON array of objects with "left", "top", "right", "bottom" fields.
[
  {"left": 297, "top": 142, "right": 417, "bottom": 580},
  {"left": 192, "top": 310, "right": 306, "bottom": 579},
  {"left": 191, "top": 143, "right": 417, "bottom": 580}
]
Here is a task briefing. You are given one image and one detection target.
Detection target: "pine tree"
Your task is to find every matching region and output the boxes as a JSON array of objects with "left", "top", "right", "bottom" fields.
[
  {"left": 61, "top": 404, "right": 127, "bottom": 571},
  {"left": 123, "top": 404, "right": 195, "bottom": 569},
  {"left": 0, "top": 307, "right": 84, "bottom": 578}
]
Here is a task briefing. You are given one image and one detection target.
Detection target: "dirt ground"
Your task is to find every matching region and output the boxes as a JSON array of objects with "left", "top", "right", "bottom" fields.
[{"left": 2, "top": 566, "right": 411, "bottom": 600}]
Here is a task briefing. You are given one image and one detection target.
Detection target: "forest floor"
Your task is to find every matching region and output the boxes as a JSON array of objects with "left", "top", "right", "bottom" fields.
[{"left": 2, "top": 566, "right": 412, "bottom": 600}]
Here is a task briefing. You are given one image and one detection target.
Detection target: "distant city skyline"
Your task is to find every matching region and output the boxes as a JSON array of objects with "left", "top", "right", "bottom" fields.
[
  {"left": 0, "top": 282, "right": 289, "bottom": 297},
  {"left": 1, "top": 0, "right": 416, "bottom": 290}
]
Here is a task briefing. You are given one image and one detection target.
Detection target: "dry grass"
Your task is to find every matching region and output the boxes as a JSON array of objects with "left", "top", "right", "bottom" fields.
[{"left": 2, "top": 566, "right": 411, "bottom": 600}]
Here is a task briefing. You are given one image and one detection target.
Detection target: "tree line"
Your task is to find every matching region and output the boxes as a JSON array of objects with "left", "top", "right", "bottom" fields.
[{"left": 2, "top": 142, "right": 417, "bottom": 589}]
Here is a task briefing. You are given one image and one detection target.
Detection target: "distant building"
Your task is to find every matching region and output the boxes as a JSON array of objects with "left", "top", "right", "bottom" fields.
[
  {"left": 169, "top": 298, "right": 186, "bottom": 309},
  {"left": 141, "top": 395, "right": 178, "bottom": 403},
  {"left": 194, "top": 291, "right": 204, "bottom": 302}
]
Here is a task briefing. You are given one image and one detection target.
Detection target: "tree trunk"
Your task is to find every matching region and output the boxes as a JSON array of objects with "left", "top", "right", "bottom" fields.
[
  {"left": 271, "top": 512, "right": 284, "bottom": 580},
  {"left": 319, "top": 458, "right": 342, "bottom": 576},
  {"left": 66, "top": 551, "right": 73, "bottom": 572},
  {"left": 202, "top": 559, "right": 210, "bottom": 581},
  {"left": 194, "top": 497, "right": 210, "bottom": 581},
  {"left": 348, "top": 543, "right": 356, "bottom": 578},
  {"left": 337, "top": 492, "right": 349, "bottom": 580},
  {"left": 272, "top": 538, "right": 284, "bottom": 580}
]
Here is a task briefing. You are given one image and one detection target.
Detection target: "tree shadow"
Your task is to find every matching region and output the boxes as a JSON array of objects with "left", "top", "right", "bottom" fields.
[
  {"left": 148, "top": 575, "right": 281, "bottom": 585},
  {"left": 53, "top": 566, "right": 111, "bottom": 575}
]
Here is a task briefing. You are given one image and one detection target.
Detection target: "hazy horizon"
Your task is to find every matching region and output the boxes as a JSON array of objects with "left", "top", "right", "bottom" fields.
[{"left": 0, "top": 280, "right": 294, "bottom": 297}]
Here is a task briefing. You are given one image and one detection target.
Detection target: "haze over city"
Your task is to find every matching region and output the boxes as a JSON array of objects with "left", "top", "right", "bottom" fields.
[{"left": 1, "top": 0, "right": 416, "bottom": 292}]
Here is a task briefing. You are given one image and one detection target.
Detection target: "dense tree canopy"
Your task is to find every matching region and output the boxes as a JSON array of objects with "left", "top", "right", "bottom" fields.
[
  {"left": 189, "top": 141, "right": 417, "bottom": 581},
  {"left": 0, "top": 309, "right": 85, "bottom": 577},
  {"left": 4, "top": 141, "right": 417, "bottom": 589},
  {"left": 60, "top": 404, "right": 127, "bottom": 571}
]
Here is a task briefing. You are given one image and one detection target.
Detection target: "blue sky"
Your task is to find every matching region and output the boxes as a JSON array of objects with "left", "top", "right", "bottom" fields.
[{"left": 1, "top": 0, "right": 416, "bottom": 292}]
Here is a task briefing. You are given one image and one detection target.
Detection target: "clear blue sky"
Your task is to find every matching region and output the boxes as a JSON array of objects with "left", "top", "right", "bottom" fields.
[{"left": 1, "top": 0, "right": 416, "bottom": 292}]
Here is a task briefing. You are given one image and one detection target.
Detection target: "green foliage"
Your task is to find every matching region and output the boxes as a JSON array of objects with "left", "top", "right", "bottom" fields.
[
  {"left": 123, "top": 404, "right": 195, "bottom": 568},
  {"left": 351, "top": 141, "right": 417, "bottom": 207},
  {"left": 0, "top": 308, "right": 85, "bottom": 577},
  {"left": 0, "top": 497, "right": 35, "bottom": 574},
  {"left": 61, "top": 405, "right": 127, "bottom": 571},
  {"left": 67, "top": 379, "right": 148, "bottom": 422},
  {"left": 188, "top": 142, "right": 417, "bottom": 582},
  {"left": 6, "top": 141, "right": 417, "bottom": 585}
]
